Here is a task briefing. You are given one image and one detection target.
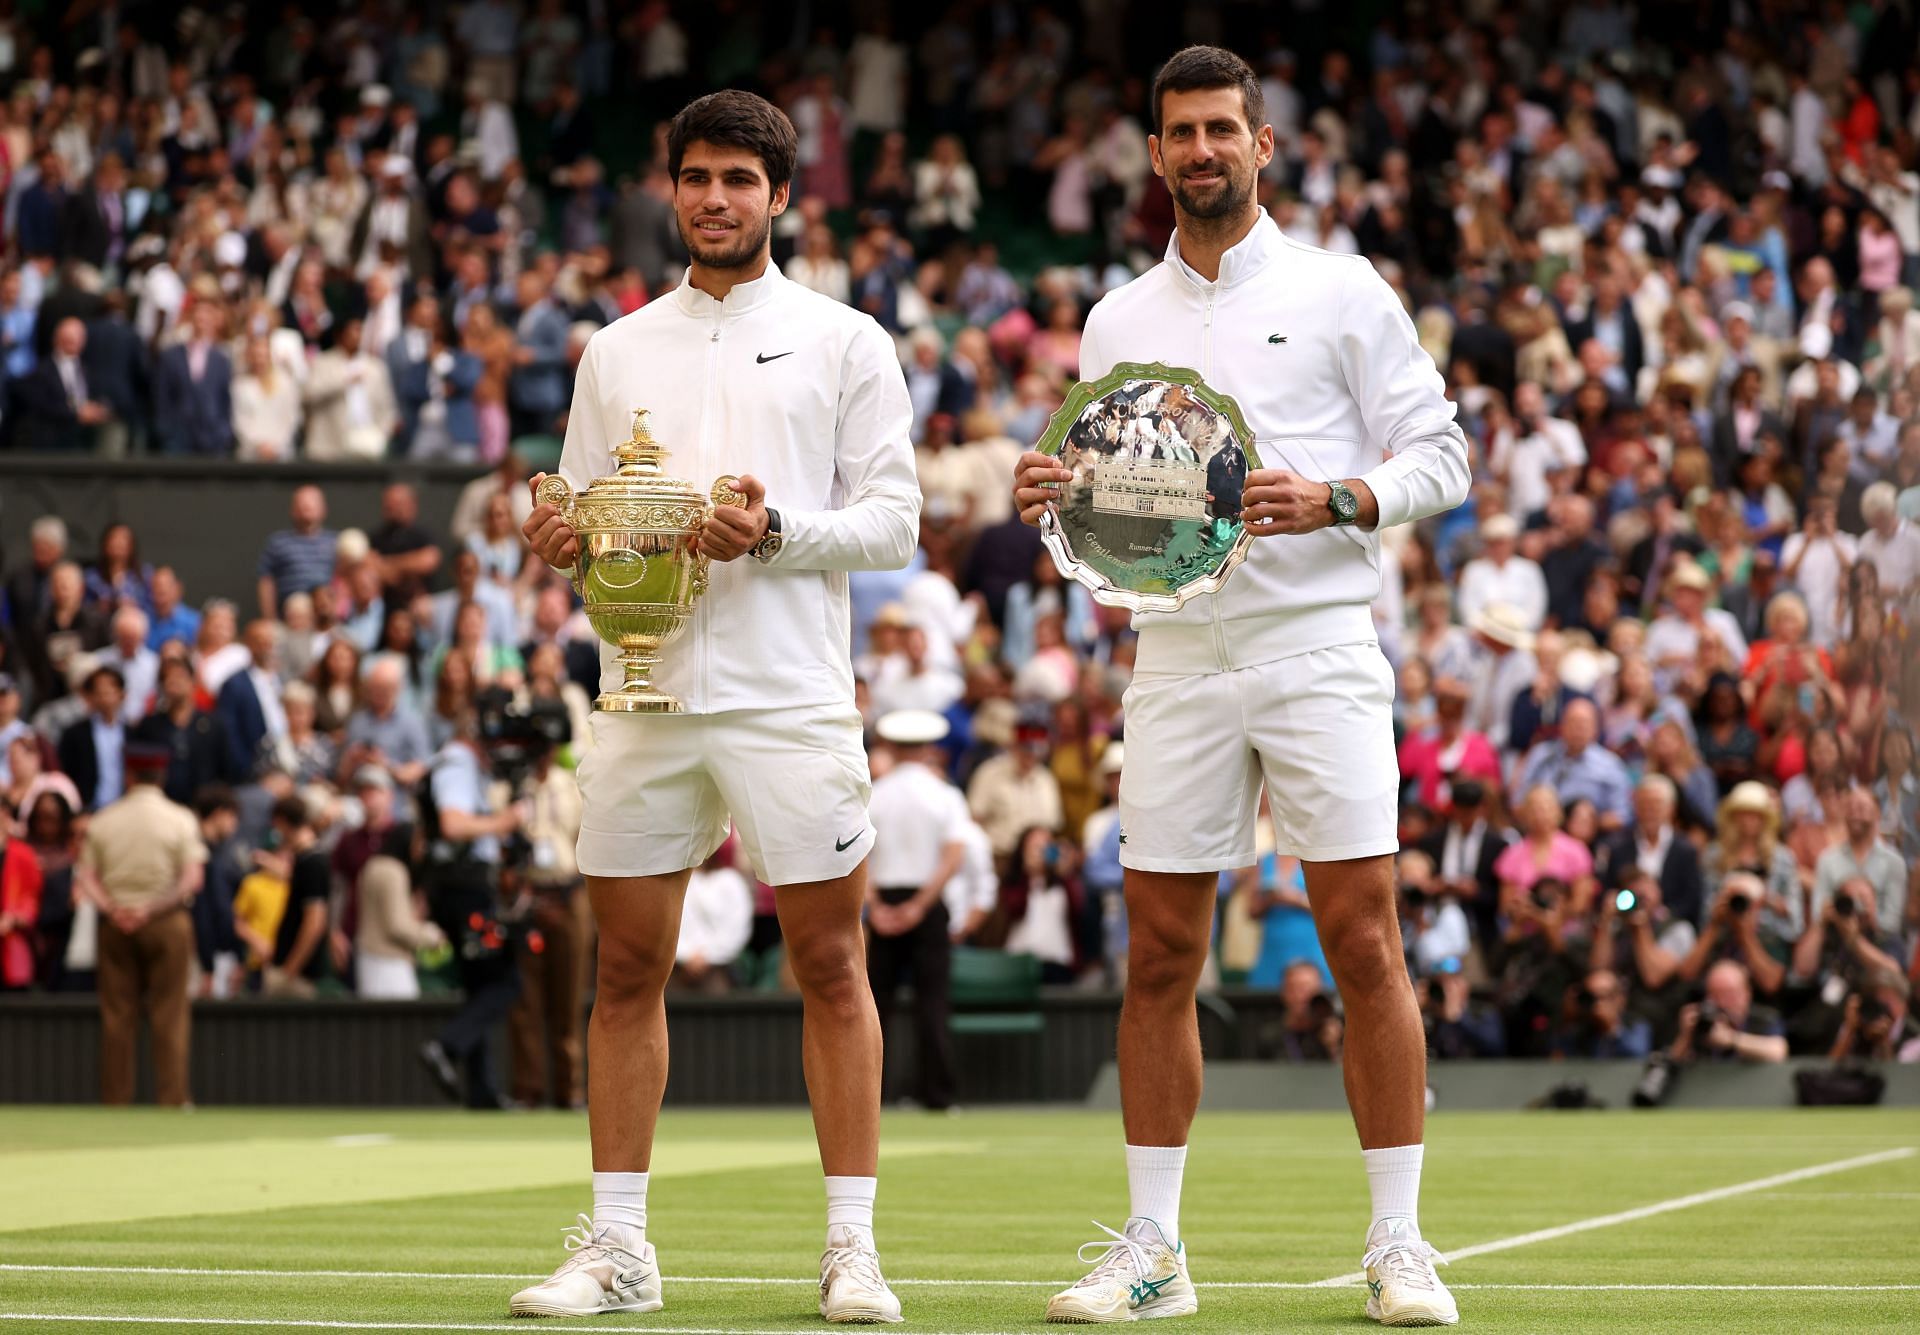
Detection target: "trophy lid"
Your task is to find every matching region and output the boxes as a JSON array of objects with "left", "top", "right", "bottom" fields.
[{"left": 575, "top": 409, "right": 706, "bottom": 508}]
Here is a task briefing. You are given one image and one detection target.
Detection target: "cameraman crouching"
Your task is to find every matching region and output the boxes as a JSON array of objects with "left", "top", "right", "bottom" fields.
[
  {"left": 1789, "top": 876, "right": 1906, "bottom": 1054},
  {"left": 419, "top": 707, "right": 527, "bottom": 1109},
  {"left": 1670, "top": 959, "right": 1788, "bottom": 1064}
]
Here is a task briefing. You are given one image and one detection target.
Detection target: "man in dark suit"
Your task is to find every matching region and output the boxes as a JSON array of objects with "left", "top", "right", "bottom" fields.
[
  {"left": 1709, "top": 366, "right": 1789, "bottom": 487},
  {"left": 152, "top": 300, "right": 234, "bottom": 456},
  {"left": 1596, "top": 775, "right": 1706, "bottom": 926},
  {"left": 135, "top": 656, "right": 239, "bottom": 804},
  {"left": 349, "top": 158, "right": 434, "bottom": 281},
  {"left": 1418, "top": 778, "right": 1515, "bottom": 947},
  {"left": 62, "top": 154, "right": 134, "bottom": 272},
  {"left": 83, "top": 292, "right": 147, "bottom": 456},
  {"left": 386, "top": 292, "right": 442, "bottom": 453},
  {"left": 215, "top": 621, "right": 286, "bottom": 778},
  {"left": 57, "top": 665, "right": 130, "bottom": 811},
  {"left": 1562, "top": 270, "right": 1644, "bottom": 398},
  {"left": 8, "top": 317, "right": 112, "bottom": 452},
  {"left": 14, "top": 151, "right": 68, "bottom": 261}
]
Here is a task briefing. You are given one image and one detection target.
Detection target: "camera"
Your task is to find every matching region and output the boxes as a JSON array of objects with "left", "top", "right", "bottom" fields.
[
  {"left": 1858, "top": 995, "right": 1891, "bottom": 1025},
  {"left": 1532, "top": 882, "right": 1561, "bottom": 910},
  {"left": 1403, "top": 885, "right": 1428, "bottom": 907},
  {"left": 1728, "top": 892, "right": 1751, "bottom": 915},
  {"left": 1615, "top": 888, "right": 1638, "bottom": 913},
  {"left": 473, "top": 687, "right": 571, "bottom": 787},
  {"left": 1834, "top": 891, "right": 1856, "bottom": 918}
]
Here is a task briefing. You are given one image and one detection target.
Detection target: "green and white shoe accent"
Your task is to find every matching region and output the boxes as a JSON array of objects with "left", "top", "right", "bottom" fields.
[
  {"left": 1045, "top": 1217, "right": 1197, "bottom": 1324},
  {"left": 1362, "top": 1218, "right": 1458, "bottom": 1327}
]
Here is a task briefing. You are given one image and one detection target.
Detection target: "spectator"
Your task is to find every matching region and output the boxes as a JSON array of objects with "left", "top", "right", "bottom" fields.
[
  {"left": 967, "top": 712, "right": 1064, "bottom": 863},
  {"left": 231, "top": 335, "right": 301, "bottom": 461},
  {"left": 1550, "top": 969, "right": 1652, "bottom": 1059},
  {"left": 4, "top": 516, "right": 67, "bottom": 641},
  {"left": 1857, "top": 482, "right": 1920, "bottom": 604},
  {"left": 0, "top": 811, "right": 43, "bottom": 991},
  {"left": 672, "top": 844, "right": 752, "bottom": 994},
  {"left": 1398, "top": 676, "right": 1501, "bottom": 812},
  {"left": 1597, "top": 775, "right": 1706, "bottom": 926},
  {"left": 1515, "top": 698, "right": 1632, "bottom": 829},
  {"left": 303, "top": 317, "right": 399, "bottom": 461},
  {"left": 152, "top": 300, "right": 235, "bottom": 456},
  {"left": 95, "top": 606, "right": 158, "bottom": 724},
  {"left": 134, "top": 656, "right": 236, "bottom": 807},
  {"left": 257, "top": 486, "right": 339, "bottom": 619},
  {"left": 354, "top": 847, "right": 443, "bottom": 1001},
  {"left": 340, "top": 656, "right": 433, "bottom": 801},
  {"left": 1457, "top": 513, "right": 1548, "bottom": 631},
  {"left": 216, "top": 620, "right": 290, "bottom": 779},
  {"left": 145, "top": 568, "right": 199, "bottom": 655},
  {"left": 1811, "top": 787, "right": 1910, "bottom": 945},
  {"left": 1258, "top": 959, "right": 1345, "bottom": 1062},
  {"left": 9, "top": 316, "right": 112, "bottom": 451},
  {"left": 1461, "top": 603, "right": 1537, "bottom": 752},
  {"left": 1495, "top": 786, "right": 1595, "bottom": 902},
  {"left": 1644, "top": 560, "right": 1749, "bottom": 688},
  {"left": 1778, "top": 501, "right": 1856, "bottom": 650},
  {"left": 56, "top": 665, "right": 129, "bottom": 812}
]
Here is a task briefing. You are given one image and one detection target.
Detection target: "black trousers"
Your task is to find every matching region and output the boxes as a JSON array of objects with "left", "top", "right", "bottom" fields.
[
  {"left": 867, "top": 887, "right": 957, "bottom": 1110},
  {"left": 440, "top": 969, "right": 521, "bottom": 1108}
]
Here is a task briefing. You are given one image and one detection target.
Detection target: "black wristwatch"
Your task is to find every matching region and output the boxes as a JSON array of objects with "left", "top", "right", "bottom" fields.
[
  {"left": 1326, "top": 479, "right": 1360, "bottom": 526},
  {"left": 750, "top": 507, "right": 784, "bottom": 563}
]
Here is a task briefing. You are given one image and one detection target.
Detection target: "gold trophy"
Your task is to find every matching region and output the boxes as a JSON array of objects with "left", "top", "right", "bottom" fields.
[{"left": 536, "top": 409, "right": 743, "bottom": 713}]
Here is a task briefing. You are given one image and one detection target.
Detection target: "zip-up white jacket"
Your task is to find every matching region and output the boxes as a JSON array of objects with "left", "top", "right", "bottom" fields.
[
  {"left": 1080, "top": 211, "right": 1471, "bottom": 675},
  {"left": 556, "top": 265, "right": 920, "bottom": 714}
]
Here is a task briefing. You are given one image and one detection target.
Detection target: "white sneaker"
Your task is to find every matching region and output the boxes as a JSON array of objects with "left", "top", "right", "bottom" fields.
[
  {"left": 1045, "top": 1218, "right": 1196, "bottom": 1323},
  {"left": 819, "top": 1224, "right": 904, "bottom": 1324},
  {"left": 508, "top": 1214, "right": 663, "bottom": 1318},
  {"left": 1362, "top": 1218, "right": 1458, "bottom": 1327}
]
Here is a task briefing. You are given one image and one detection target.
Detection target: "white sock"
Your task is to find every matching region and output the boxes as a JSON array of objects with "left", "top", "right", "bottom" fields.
[
  {"left": 1125, "top": 1143, "right": 1188, "bottom": 1244},
  {"left": 592, "top": 1170, "right": 648, "bottom": 1246},
  {"left": 1362, "top": 1144, "right": 1423, "bottom": 1236},
  {"left": 825, "top": 1175, "right": 877, "bottom": 1246}
]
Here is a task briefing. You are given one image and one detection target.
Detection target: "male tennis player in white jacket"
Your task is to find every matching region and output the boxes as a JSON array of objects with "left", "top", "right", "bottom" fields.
[
  {"left": 516, "top": 90, "right": 919, "bottom": 1324},
  {"left": 1014, "top": 47, "right": 1470, "bottom": 1328}
]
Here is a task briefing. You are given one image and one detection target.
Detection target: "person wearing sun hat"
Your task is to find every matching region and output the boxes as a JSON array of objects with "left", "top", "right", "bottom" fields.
[
  {"left": 1462, "top": 602, "right": 1538, "bottom": 751},
  {"left": 1702, "top": 780, "right": 1804, "bottom": 945},
  {"left": 1644, "top": 559, "right": 1749, "bottom": 692}
]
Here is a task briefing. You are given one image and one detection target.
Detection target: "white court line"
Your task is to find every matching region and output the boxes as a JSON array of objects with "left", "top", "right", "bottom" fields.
[
  {"left": 4, "top": 1265, "right": 1918, "bottom": 1294},
  {"left": 1312, "top": 1145, "right": 1916, "bottom": 1287},
  {"left": 1747, "top": 1191, "right": 1920, "bottom": 1200},
  {"left": 4, "top": 1287, "right": 1920, "bottom": 1330}
]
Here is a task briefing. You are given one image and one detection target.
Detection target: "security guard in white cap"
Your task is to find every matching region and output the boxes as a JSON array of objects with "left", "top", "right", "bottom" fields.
[{"left": 866, "top": 709, "right": 970, "bottom": 1110}]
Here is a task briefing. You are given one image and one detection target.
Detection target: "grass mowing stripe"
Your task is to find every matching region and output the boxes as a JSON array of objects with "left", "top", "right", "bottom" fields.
[{"left": 1312, "top": 1145, "right": 1916, "bottom": 1286}]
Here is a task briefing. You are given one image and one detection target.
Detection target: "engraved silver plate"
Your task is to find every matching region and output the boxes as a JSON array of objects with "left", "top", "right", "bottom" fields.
[{"left": 1035, "top": 361, "right": 1261, "bottom": 613}]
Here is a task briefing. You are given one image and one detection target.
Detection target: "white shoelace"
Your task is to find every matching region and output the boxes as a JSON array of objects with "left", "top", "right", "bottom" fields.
[
  {"left": 1362, "top": 1238, "right": 1447, "bottom": 1292},
  {"left": 822, "top": 1243, "right": 891, "bottom": 1296},
  {"left": 551, "top": 1213, "right": 634, "bottom": 1282},
  {"left": 1073, "top": 1220, "right": 1153, "bottom": 1289}
]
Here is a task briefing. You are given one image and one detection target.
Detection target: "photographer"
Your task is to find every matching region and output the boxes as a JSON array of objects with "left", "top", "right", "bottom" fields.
[
  {"left": 1789, "top": 876, "right": 1906, "bottom": 1054},
  {"left": 1257, "top": 959, "right": 1345, "bottom": 1062},
  {"left": 1590, "top": 871, "right": 1694, "bottom": 1045},
  {"left": 1397, "top": 850, "right": 1472, "bottom": 981},
  {"left": 417, "top": 705, "right": 527, "bottom": 1110},
  {"left": 508, "top": 728, "right": 587, "bottom": 1110},
  {"left": 1550, "top": 969, "right": 1652, "bottom": 1059},
  {"left": 1677, "top": 873, "right": 1787, "bottom": 997},
  {"left": 1494, "top": 875, "right": 1588, "bottom": 1057},
  {"left": 1670, "top": 959, "right": 1788, "bottom": 1064},
  {"left": 1828, "top": 971, "right": 1916, "bottom": 1063}
]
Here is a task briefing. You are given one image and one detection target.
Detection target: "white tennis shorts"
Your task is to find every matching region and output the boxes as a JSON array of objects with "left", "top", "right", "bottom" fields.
[
  {"left": 1118, "top": 641, "right": 1400, "bottom": 871},
  {"left": 573, "top": 702, "right": 875, "bottom": 886}
]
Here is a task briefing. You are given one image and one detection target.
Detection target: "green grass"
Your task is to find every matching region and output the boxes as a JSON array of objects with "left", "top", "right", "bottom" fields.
[{"left": 0, "top": 1107, "right": 1915, "bottom": 1333}]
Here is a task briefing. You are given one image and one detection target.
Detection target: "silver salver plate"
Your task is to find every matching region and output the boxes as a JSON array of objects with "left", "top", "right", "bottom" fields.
[{"left": 1035, "top": 361, "right": 1262, "bottom": 613}]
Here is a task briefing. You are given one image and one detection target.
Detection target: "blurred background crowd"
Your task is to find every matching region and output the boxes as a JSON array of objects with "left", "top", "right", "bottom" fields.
[{"left": 2, "top": 0, "right": 1919, "bottom": 1109}]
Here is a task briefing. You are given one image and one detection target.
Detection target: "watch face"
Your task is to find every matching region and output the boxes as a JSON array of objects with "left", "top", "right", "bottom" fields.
[{"left": 1332, "top": 486, "right": 1358, "bottom": 522}]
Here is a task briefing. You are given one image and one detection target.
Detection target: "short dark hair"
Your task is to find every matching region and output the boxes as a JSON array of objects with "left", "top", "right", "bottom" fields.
[
  {"left": 192, "top": 784, "right": 238, "bottom": 820},
  {"left": 270, "top": 796, "right": 310, "bottom": 830},
  {"left": 1151, "top": 46, "right": 1264, "bottom": 137},
  {"left": 667, "top": 90, "right": 798, "bottom": 192}
]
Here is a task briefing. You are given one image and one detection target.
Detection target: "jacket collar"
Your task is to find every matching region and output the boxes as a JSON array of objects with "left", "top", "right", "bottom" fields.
[
  {"left": 673, "top": 260, "right": 784, "bottom": 318},
  {"left": 1163, "top": 208, "right": 1281, "bottom": 291}
]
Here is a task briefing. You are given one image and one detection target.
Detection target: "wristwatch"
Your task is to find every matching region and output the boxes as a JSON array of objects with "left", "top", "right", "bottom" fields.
[
  {"left": 1326, "top": 480, "right": 1360, "bottom": 527},
  {"left": 750, "top": 507, "right": 784, "bottom": 563}
]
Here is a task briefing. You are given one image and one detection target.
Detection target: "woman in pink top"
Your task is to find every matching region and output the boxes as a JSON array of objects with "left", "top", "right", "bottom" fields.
[
  {"left": 1857, "top": 209, "right": 1904, "bottom": 295},
  {"left": 1494, "top": 784, "right": 1595, "bottom": 903}
]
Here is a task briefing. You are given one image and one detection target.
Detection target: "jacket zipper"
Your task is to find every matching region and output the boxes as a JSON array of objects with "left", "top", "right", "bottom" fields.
[
  {"left": 698, "top": 320, "right": 721, "bottom": 707},
  {"left": 1201, "top": 287, "right": 1229, "bottom": 671}
]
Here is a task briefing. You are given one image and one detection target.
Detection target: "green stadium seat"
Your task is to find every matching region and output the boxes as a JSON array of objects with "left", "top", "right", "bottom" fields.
[
  {"left": 949, "top": 947, "right": 1044, "bottom": 1036},
  {"left": 512, "top": 434, "right": 564, "bottom": 473}
]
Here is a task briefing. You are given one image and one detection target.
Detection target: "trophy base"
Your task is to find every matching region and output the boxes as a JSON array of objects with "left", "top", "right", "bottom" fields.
[{"left": 595, "top": 687, "right": 682, "bottom": 714}]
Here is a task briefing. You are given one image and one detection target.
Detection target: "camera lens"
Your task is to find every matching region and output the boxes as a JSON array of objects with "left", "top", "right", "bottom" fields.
[
  {"left": 1615, "top": 889, "right": 1638, "bottom": 913},
  {"left": 1834, "top": 893, "right": 1856, "bottom": 917},
  {"left": 1728, "top": 892, "right": 1751, "bottom": 914}
]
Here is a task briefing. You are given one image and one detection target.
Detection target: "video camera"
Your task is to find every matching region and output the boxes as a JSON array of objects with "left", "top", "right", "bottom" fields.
[{"left": 473, "top": 687, "right": 572, "bottom": 788}]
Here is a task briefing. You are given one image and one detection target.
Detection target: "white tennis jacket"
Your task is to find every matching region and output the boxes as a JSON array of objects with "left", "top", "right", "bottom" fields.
[
  {"left": 1080, "top": 211, "right": 1471, "bottom": 675},
  {"left": 557, "top": 264, "right": 920, "bottom": 714}
]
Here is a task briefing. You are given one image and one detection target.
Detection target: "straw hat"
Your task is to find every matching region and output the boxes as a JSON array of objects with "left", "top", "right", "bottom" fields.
[{"left": 1469, "top": 603, "right": 1536, "bottom": 651}]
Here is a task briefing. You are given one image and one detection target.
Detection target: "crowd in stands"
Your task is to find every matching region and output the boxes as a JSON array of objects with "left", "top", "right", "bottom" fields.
[{"left": 1, "top": 2, "right": 1918, "bottom": 1082}]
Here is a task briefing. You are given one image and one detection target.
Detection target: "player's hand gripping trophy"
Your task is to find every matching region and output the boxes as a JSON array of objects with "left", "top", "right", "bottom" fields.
[{"left": 529, "top": 408, "right": 744, "bottom": 713}]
